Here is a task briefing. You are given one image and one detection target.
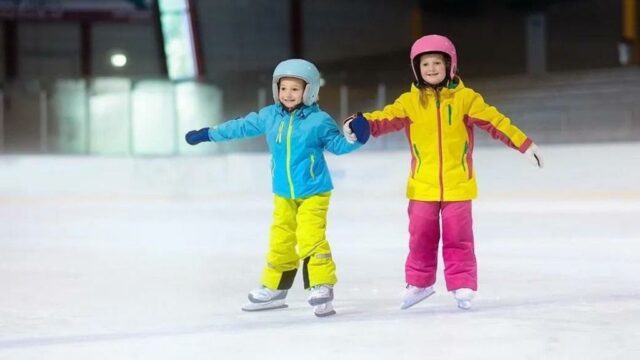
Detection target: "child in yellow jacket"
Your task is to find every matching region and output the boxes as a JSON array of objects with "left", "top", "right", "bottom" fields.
[{"left": 344, "top": 34, "right": 543, "bottom": 310}]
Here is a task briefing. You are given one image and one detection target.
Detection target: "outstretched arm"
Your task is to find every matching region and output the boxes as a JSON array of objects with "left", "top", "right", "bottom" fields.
[
  {"left": 208, "top": 112, "right": 266, "bottom": 142},
  {"left": 467, "top": 92, "right": 543, "bottom": 168},
  {"left": 185, "top": 111, "right": 267, "bottom": 145},
  {"left": 361, "top": 97, "right": 411, "bottom": 137},
  {"left": 467, "top": 92, "right": 530, "bottom": 151},
  {"left": 320, "top": 116, "right": 362, "bottom": 155}
]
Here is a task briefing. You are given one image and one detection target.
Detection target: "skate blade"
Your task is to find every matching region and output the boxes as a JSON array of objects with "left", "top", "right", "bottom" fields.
[
  {"left": 400, "top": 289, "right": 435, "bottom": 310},
  {"left": 308, "top": 296, "right": 333, "bottom": 306},
  {"left": 242, "top": 300, "right": 288, "bottom": 312},
  {"left": 457, "top": 300, "right": 471, "bottom": 310},
  {"left": 314, "top": 309, "right": 336, "bottom": 317},
  {"left": 314, "top": 302, "right": 336, "bottom": 317}
]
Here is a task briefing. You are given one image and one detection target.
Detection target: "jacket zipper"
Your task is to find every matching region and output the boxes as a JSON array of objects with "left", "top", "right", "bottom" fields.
[
  {"left": 436, "top": 94, "right": 444, "bottom": 201},
  {"left": 285, "top": 111, "right": 296, "bottom": 198}
]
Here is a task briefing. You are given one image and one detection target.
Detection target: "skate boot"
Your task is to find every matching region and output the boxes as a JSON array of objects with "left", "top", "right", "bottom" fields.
[
  {"left": 241, "top": 286, "right": 288, "bottom": 312},
  {"left": 308, "top": 284, "right": 334, "bottom": 306},
  {"left": 452, "top": 288, "right": 475, "bottom": 310},
  {"left": 314, "top": 301, "right": 336, "bottom": 317},
  {"left": 401, "top": 285, "right": 435, "bottom": 310}
]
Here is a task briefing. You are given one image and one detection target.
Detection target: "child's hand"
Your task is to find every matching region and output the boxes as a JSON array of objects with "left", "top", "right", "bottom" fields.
[
  {"left": 185, "top": 128, "right": 211, "bottom": 145},
  {"left": 342, "top": 115, "right": 358, "bottom": 144},
  {"left": 524, "top": 143, "right": 543, "bottom": 168},
  {"left": 343, "top": 113, "right": 370, "bottom": 145}
]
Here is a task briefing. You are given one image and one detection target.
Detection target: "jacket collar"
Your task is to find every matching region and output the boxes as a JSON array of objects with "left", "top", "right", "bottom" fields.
[
  {"left": 410, "top": 78, "right": 465, "bottom": 96},
  {"left": 276, "top": 103, "right": 318, "bottom": 118}
]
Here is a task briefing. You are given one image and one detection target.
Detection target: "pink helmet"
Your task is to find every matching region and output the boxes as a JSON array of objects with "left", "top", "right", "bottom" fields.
[{"left": 410, "top": 34, "right": 457, "bottom": 81}]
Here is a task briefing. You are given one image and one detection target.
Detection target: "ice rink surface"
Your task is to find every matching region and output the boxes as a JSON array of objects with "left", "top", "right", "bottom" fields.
[{"left": 1, "top": 143, "right": 639, "bottom": 359}]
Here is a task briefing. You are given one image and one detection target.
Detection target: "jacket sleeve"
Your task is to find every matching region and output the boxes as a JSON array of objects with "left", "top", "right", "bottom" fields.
[
  {"left": 208, "top": 110, "right": 267, "bottom": 142},
  {"left": 466, "top": 91, "right": 532, "bottom": 153},
  {"left": 318, "top": 115, "right": 362, "bottom": 155},
  {"left": 363, "top": 95, "right": 412, "bottom": 137}
]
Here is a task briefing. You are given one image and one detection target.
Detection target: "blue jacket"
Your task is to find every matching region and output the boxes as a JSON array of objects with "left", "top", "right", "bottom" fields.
[{"left": 208, "top": 103, "right": 361, "bottom": 199}]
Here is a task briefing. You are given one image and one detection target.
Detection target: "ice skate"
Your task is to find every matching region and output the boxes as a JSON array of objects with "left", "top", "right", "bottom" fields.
[
  {"left": 241, "top": 286, "right": 288, "bottom": 312},
  {"left": 314, "top": 301, "right": 336, "bottom": 317},
  {"left": 452, "top": 288, "right": 475, "bottom": 310},
  {"left": 400, "top": 285, "right": 435, "bottom": 310},
  {"left": 308, "top": 284, "right": 334, "bottom": 306}
]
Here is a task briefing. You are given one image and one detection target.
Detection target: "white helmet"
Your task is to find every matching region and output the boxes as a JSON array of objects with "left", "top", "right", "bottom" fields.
[{"left": 272, "top": 59, "right": 321, "bottom": 106}]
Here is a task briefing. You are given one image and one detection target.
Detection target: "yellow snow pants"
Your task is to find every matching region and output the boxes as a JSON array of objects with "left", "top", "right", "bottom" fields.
[{"left": 261, "top": 192, "right": 337, "bottom": 290}]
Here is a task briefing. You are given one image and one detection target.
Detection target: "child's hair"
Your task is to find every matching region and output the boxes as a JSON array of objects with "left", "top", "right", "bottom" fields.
[{"left": 272, "top": 59, "right": 321, "bottom": 106}]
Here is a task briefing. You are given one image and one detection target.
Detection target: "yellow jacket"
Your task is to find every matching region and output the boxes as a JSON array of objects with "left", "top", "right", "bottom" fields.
[{"left": 364, "top": 80, "right": 532, "bottom": 201}]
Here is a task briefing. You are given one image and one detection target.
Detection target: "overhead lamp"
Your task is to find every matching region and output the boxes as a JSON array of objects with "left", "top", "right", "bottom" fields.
[{"left": 110, "top": 52, "right": 128, "bottom": 68}]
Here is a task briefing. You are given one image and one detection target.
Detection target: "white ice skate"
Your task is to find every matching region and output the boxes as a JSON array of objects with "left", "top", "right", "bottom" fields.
[
  {"left": 308, "top": 284, "right": 334, "bottom": 306},
  {"left": 400, "top": 285, "right": 435, "bottom": 310},
  {"left": 241, "top": 286, "right": 288, "bottom": 312},
  {"left": 314, "top": 301, "right": 336, "bottom": 317},
  {"left": 452, "top": 288, "right": 475, "bottom": 310}
]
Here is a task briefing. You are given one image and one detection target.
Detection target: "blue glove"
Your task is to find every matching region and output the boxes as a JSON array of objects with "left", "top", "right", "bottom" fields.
[
  {"left": 185, "top": 128, "right": 211, "bottom": 145},
  {"left": 348, "top": 113, "right": 370, "bottom": 144}
]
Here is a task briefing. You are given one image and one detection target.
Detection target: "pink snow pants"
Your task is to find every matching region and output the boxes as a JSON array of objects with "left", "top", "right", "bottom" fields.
[{"left": 405, "top": 200, "right": 477, "bottom": 291}]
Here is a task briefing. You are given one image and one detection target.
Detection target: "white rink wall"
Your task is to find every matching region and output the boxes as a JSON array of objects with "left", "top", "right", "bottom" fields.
[{"left": 1, "top": 142, "right": 639, "bottom": 201}]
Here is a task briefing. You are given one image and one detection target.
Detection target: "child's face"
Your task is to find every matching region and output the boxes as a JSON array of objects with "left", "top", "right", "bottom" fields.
[
  {"left": 418, "top": 53, "right": 447, "bottom": 85},
  {"left": 278, "top": 77, "right": 306, "bottom": 109}
]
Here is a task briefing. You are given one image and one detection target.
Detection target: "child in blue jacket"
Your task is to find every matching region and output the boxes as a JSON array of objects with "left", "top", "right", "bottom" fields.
[{"left": 185, "top": 59, "right": 369, "bottom": 317}]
